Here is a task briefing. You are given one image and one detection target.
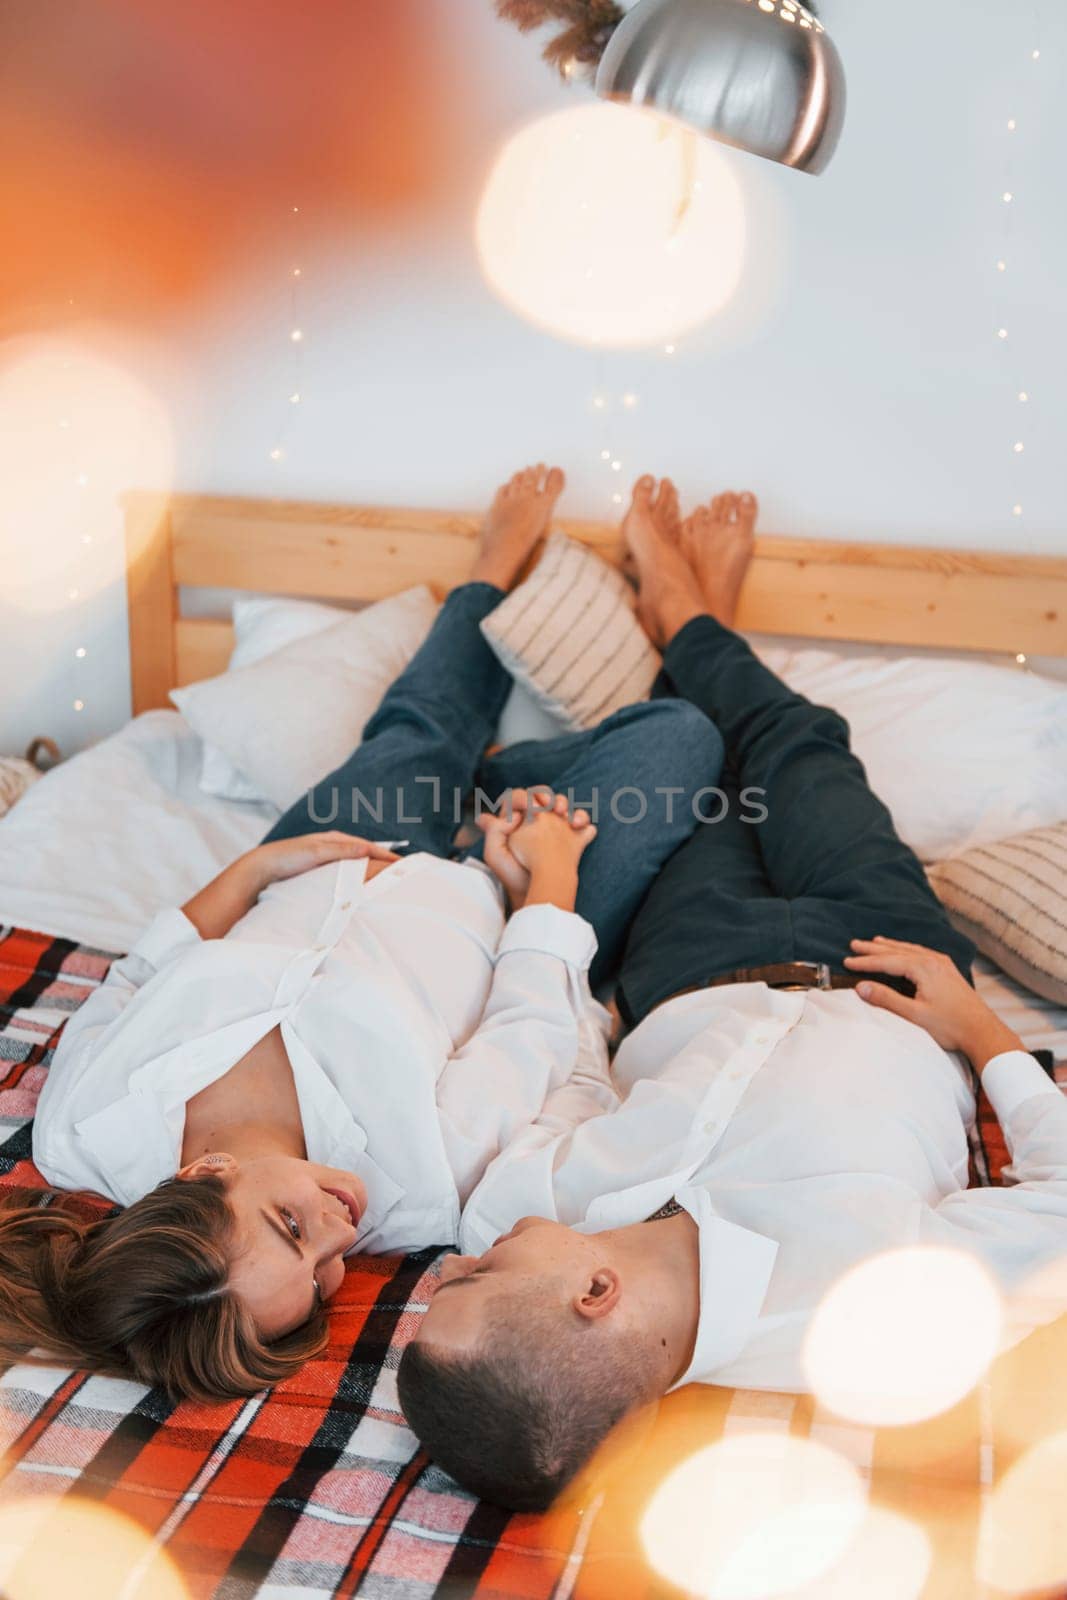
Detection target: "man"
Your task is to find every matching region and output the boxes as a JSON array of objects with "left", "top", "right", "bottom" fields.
[{"left": 398, "top": 477, "right": 1067, "bottom": 1512}]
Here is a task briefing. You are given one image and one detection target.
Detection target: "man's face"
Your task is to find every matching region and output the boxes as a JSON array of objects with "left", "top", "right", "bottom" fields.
[
  {"left": 416, "top": 1216, "right": 592, "bottom": 1357},
  {"left": 218, "top": 1155, "right": 368, "bottom": 1340}
]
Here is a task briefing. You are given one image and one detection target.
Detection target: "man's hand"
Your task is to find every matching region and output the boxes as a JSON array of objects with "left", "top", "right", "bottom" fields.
[
  {"left": 844, "top": 936, "right": 1024, "bottom": 1072},
  {"left": 248, "top": 832, "right": 401, "bottom": 892},
  {"left": 478, "top": 789, "right": 595, "bottom": 914}
]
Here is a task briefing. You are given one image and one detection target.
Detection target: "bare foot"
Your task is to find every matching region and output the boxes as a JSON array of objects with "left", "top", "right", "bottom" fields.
[
  {"left": 679, "top": 491, "right": 758, "bottom": 627},
  {"left": 471, "top": 464, "right": 565, "bottom": 590},
  {"left": 622, "top": 475, "right": 706, "bottom": 648}
]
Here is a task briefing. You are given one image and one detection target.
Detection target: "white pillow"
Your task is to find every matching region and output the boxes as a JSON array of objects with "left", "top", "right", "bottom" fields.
[
  {"left": 480, "top": 533, "right": 661, "bottom": 730},
  {"left": 198, "top": 596, "right": 364, "bottom": 801},
  {"left": 756, "top": 646, "right": 1067, "bottom": 862},
  {"left": 172, "top": 587, "right": 439, "bottom": 811}
]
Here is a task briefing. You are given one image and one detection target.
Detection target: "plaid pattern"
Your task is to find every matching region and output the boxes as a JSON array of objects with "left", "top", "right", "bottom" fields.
[{"left": 0, "top": 925, "right": 1063, "bottom": 1599}]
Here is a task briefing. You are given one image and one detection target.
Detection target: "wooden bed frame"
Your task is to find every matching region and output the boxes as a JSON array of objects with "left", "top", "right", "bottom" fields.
[{"left": 122, "top": 490, "right": 1067, "bottom": 715}]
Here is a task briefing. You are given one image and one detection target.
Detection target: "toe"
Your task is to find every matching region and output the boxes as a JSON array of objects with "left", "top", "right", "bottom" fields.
[
  {"left": 724, "top": 493, "right": 739, "bottom": 523},
  {"left": 711, "top": 494, "right": 725, "bottom": 521},
  {"left": 738, "top": 491, "right": 759, "bottom": 532},
  {"left": 544, "top": 466, "right": 565, "bottom": 500},
  {"left": 520, "top": 466, "right": 538, "bottom": 493},
  {"left": 660, "top": 478, "right": 681, "bottom": 533},
  {"left": 632, "top": 474, "right": 655, "bottom": 507}
]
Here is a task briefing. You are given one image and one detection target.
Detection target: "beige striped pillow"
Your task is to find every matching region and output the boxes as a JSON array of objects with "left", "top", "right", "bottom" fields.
[
  {"left": 480, "top": 533, "right": 661, "bottom": 730},
  {"left": 929, "top": 823, "right": 1067, "bottom": 1004}
]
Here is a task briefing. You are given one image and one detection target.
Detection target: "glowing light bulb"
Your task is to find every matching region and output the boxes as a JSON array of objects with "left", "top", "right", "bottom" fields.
[
  {"left": 611, "top": 459, "right": 622, "bottom": 471},
  {"left": 1014, "top": 441, "right": 1025, "bottom": 453},
  {"left": 997, "top": 328, "right": 1008, "bottom": 339},
  {"left": 996, "top": 260, "right": 1007, "bottom": 271},
  {"left": 1032, "top": 48, "right": 1040, "bottom": 59},
  {"left": 1018, "top": 391, "right": 1028, "bottom": 402},
  {"left": 612, "top": 492, "right": 623, "bottom": 504},
  {"left": 664, "top": 343, "right": 676, "bottom": 355},
  {"left": 290, "top": 328, "right": 303, "bottom": 342},
  {"left": 476, "top": 104, "right": 745, "bottom": 349},
  {"left": 1003, "top": 192, "right": 1014, "bottom": 203},
  {"left": 289, "top": 392, "right": 301, "bottom": 404},
  {"left": 75, "top": 646, "right": 86, "bottom": 658},
  {"left": 1016, "top": 653, "right": 1028, "bottom": 665},
  {"left": 593, "top": 395, "right": 606, "bottom": 409},
  {"left": 292, "top": 267, "right": 302, "bottom": 278},
  {"left": 601, "top": 449, "right": 611, "bottom": 460},
  {"left": 1013, "top": 504, "right": 1023, "bottom": 516},
  {"left": 81, "top": 534, "right": 92, "bottom": 545},
  {"left": 1007, "top": 118, "right": 1017, "bottom": 130},
  {"left": 75, "top": 472, "right": 89, "bottom": 486},
  {"left": 292, "top": 205, "right": 300, "bottom": 213},
  {"left": 270, "top": 447, "right": 285, "bottom": 461},
  {"left": 622, "top": 393, "right": 638, "bottom": 408},
  {"left": 73, "top": 699, "right": 84, "bottom": 711},
  {"left": 68, "top": 587, "right": 79, "bottom": 600}
]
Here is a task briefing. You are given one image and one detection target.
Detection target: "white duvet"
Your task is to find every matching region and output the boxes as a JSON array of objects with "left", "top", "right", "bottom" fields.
[{"left": 0, "top": 711, "right": 274, "bottom": 952}]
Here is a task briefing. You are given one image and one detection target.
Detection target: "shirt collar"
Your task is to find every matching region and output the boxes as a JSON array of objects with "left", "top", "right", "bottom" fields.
[{"left": 669, "top": 1185, "right": 779, "bottom": 1388}]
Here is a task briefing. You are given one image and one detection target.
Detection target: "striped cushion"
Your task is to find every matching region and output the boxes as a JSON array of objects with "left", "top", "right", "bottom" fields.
[
  {"left": 480, "top": 533, "right": 661, "bottom": 730},
  {"left": 929, "top": 823, "right": 1067, "bottom": 1004}
]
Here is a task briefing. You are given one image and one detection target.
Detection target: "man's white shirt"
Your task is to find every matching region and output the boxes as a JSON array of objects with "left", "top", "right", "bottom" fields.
[
  {"left": 461, "top": 983, "right": 1067, "bottom": 1391},
  {"left": 33, "top": 854, "right": 600, "bottom": 1254}
]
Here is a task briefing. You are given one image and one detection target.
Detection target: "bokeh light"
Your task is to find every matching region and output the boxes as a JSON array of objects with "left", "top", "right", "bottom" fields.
[
  {"left": 976, "top": 1432, "right": 1067, "bottom": 1594},
  {"left": 0, "top": 336, "right": 173, "bottom": 614},
  {"left": 803, "top": 1248, "right": 1002, "bottom": 1427},
  {"left": 476, "top": 103, "right": 746, "bottom": 349},
  {"left": 640, "top": 1433, "right": 866, "bottom": 1599},
  {"left": 0, "top": 1496, "right": 188, "bottom": 1600},
  {"left": 789, "top": 1507, "right": 931, "bottom": 1599}
]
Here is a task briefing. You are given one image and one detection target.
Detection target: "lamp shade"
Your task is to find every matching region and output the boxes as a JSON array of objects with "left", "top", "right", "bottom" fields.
[{"left": 595, "top": 0, "right": 846, "bottom": 175}]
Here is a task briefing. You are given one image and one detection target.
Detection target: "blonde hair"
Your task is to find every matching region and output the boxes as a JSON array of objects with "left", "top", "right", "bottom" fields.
[{"left": 0, "top": 1174, "right": 327, "bottom": 1402}]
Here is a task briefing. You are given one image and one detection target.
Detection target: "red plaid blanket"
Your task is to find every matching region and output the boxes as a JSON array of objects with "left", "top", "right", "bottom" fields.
[{"left": 0, "top": 926, "right": 1062, "bottom": 1600}]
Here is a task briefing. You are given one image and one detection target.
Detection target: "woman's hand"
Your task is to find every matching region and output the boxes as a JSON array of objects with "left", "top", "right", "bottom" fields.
[
  {"left": 248, "top": 832, "right": 401, "bottom": 891},
  {"left": 478, "top": 789, "right": 595, "bottom": 914},
  {"left": 183, "top": 834, "right": 400, "bottom": 940},
  {"left": 844, "top": 937, "right": 1024, "bottom": 1071}
]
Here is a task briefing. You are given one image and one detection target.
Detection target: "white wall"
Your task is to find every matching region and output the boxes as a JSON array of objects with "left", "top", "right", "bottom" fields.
[{"left": 2, "top": 0, "right": 1064, "bottom": 759}]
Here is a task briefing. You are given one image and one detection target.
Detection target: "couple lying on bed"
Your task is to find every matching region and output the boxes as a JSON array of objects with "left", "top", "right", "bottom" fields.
[{"left": 7, "top": 466, "right": 1066, "bottom": 1512}]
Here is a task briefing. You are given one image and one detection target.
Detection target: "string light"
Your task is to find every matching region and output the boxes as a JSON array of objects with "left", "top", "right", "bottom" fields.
[
  {"left": 289, "top": 328, "right": 303, "bottom": 343},
  {"left": 75, "top": 647, "right": 86, "bottom": 659},
  {"left": 1014, "top": 441, "right": 1025, "bottom": 453},
  {"left": 270, "top": 206, "right": 306, "bottom": 465},
  {"left": 664, "top": 343, "right": 676, "bottom": 355},
  {"left": 611, "top": 459, "right": 623, "bottom": 472},
  {"left": 1018, "top": 391, "right": 1028, "bottom": 402},
  {"left": 73, "top": 699, "right": 84, "bottom": 712},
  {"left": 997, "top": 328, "right": 1008, "bottom": 339},
  {"left": 622, "top": 392, "right": 638, "bottom": 408}
]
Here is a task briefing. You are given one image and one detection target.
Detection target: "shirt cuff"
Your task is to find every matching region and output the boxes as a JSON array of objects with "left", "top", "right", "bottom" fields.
[
  {"left": 497, "top": 904, "right": 597, "bottom": 971},
  {"left": 129, "top": 907, "right": 203, "bottom": 971},
  {"left": 982, "top": 1049, "right": 1061, "bottom": 1123}
]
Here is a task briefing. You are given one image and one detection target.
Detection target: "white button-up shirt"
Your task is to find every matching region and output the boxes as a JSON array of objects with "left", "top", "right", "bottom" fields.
[
  {"left": 34, "top": 854, "right": 601, "bottom": 1254},
  {"left": 461, "top": 984, "right": 1067, "bottom": 1391}
]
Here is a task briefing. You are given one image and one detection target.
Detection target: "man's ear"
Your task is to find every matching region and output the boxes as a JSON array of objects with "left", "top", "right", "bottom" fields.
[
  {"left": 573, "top": 1267, "right": 621, "bottom": 1323},
  {"left": 178, "top": 1153, "right": 237, "bottom": 1181}
]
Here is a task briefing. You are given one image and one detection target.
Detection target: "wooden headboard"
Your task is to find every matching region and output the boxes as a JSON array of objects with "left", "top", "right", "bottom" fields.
[{"left": 123, "top": 490, "right": 1067, "bottom": 716}]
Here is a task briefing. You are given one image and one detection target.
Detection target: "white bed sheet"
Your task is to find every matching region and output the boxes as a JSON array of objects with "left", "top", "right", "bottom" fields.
[
  {"left": 0, "top": 711, "right": 274, "bottom": 952},
  {"left": 1, "top": 711, "right": 1065, "bottom": 1061}
]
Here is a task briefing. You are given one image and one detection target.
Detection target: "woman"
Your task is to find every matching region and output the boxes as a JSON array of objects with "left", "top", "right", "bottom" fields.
[{"left": 0, "top": 467, "right": 724, "bottom": 1403}]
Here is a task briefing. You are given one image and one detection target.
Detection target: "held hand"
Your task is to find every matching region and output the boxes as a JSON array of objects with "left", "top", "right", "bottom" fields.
[
  {"left": 477, "top": 789, "right": 595, "bottom": 912},
  {"left": 507, "top": 794, "right": 597, "bottom": 878},
  {"left": 248, "top": 832, "right": 401, "bottom": 890},
  {"left": 844, "top": 937, "right": 1023, "bottom": 1069}
]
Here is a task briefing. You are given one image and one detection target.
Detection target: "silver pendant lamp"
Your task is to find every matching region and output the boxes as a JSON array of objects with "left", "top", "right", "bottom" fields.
[{"left": 595, "top": 0, "right": 846, "bottom": 175}]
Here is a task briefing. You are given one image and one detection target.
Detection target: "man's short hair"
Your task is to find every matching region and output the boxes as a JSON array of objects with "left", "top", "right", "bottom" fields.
[{"left": 397, "top": 1284, "right": 656, "bottom": 1511}]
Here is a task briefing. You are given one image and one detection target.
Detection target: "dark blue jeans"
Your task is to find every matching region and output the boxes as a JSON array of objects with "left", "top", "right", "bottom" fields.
[
  {"left": 616, "top": 615, "right": 976, "bottom": 1027},
  {"left": 264, "top": 583, "right": 725, "bottom": 987}
]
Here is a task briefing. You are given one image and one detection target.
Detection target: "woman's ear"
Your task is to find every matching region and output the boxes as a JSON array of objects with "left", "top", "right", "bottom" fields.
[
  {"left": 178, "top": 1153, "right": 237, "bottom": 1181},
  {"left": 574, "top": 1267, "right": 621, "bottom": 1322}
]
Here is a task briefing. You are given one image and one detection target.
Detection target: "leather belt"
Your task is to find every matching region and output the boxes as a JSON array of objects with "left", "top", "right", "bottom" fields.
[{"left": 664, "top": 960, "right": 864, "bottom": 1007}]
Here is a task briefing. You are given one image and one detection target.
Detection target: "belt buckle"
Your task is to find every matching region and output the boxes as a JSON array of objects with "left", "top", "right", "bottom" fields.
[{"left": 787, "top": 961, "right": 832, "bottom": 992}]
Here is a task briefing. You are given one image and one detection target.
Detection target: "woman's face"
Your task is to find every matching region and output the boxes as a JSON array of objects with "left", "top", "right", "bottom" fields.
[{"left": 205, "top": 1155, "right": 367, "bottom": 1340}]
